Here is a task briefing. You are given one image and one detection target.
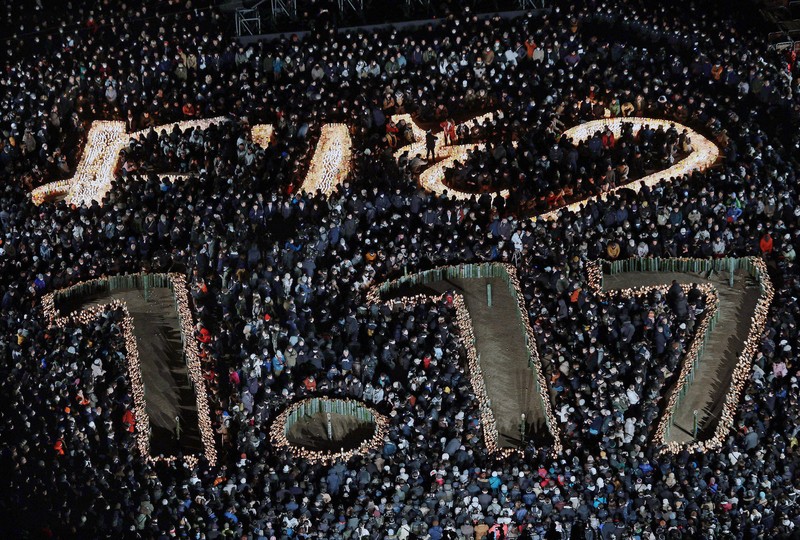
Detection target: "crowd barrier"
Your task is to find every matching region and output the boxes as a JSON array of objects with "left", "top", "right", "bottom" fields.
[
  {"left": 605, "top": 256, "right": 766, "bottom": 291},
  {"left": 283, "top": 397, "right": 376, "bottom": 436}
]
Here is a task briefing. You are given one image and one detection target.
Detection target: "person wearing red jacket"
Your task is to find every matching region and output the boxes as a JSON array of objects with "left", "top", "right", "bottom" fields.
[
  {"left": 439, "top": 118, "right": 456, "bottom": 146},
  {"left": 197, "top": 326, "right": 211, "bottom": 344},
  {"left": 760, "top": 233, "right": 774, "bottom": 254},
  {"left": 122, "top": 409, "right": 135, "bottom": 433}
]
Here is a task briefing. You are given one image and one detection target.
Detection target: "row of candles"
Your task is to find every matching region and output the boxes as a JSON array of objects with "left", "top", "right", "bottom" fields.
[
  {"left": 269, "top": 397, "right": 389, "bottom": 465},
  {"left": 616, "top": 282, "right": 717, "bottom": 448},
  {"left": 42, "top": 274, "right": 217, "bottom": 467},
  {"left": 385, "top": 115, "right": 719, "bottom": 219},
  {"left": 299, "top": 123, "right": 353, "bottom": 196},
  {"left": 537, "top": 117, "right": 721, "bottom": 221},
  {"left": 32, "top": 120, "right": 127, "bottom": 205},
  {"left": 388, "top": 115, "right": 720, "bottom": 219},
  {"left": 30, "top": 117, "right": 348, "bottom": 205},
  {"left": 701, "top": 258, "right": 774, "bottom": 452},
  {"left": 653, "top": 282, "right": 719, "bottom": 448},
  {"left": 170, "top": 273, "right": 218, "bottom": 466}
]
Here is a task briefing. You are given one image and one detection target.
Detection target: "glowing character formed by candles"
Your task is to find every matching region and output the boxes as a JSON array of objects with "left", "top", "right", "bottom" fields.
[
  {"left": 586, "top": 257, "right": 773, "bottom": 454},
  {"left": 42, "top": 273, "right": 217, "bottom": 466},
  {"left": 31, "top": 118, "right": 234, "bottom": 206},
  {"left": 366, "top": 263, "right": 563, "bottom": 456}
]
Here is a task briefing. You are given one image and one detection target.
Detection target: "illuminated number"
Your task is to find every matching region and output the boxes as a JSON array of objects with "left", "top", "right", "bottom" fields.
[
  {"left": 367, "top": 263, "right": 563, "bottom": 456},
  {"left": 42, "top": 273, "right": 216, "bottom": 466},
  {"left": 588, "top": 257, "right": 773, "bottom": 453},
  {"left": 269, "top": 397, "right": 390, "bottom": 465},
  {"left": 391, "top": 112, "right": 509, "bottom": 199}
]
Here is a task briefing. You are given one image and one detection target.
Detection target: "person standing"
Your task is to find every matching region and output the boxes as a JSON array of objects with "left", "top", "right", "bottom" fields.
[
  {"left": 426, "top": 130, "right": 438, "bottom": 161},
  {"left": 439, "top": 118, "right": 456, "bottom": 145}
]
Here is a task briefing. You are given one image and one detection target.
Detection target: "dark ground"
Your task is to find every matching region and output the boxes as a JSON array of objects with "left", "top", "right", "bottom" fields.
[{"left": 286, "top": 412, "right": 376, "bottom": 452}]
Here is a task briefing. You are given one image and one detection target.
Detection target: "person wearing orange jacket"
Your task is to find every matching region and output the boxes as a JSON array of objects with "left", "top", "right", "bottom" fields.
[
  {"left": 760, "top": 233, "right": 774, "bottom": 254},
  {"left": 524, "top": 37, "right": 536, "bottom": 60}
]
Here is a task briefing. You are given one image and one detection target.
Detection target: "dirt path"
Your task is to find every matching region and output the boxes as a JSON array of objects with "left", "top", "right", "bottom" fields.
[
  {"left": 602, "top": 270, "right": 760, "bottom": 444},
  {"left": 81, "top": 288, "right": 202, "bottom": 457},
  {"left": 418, "top": 277, "right": 550, "bottom": 448}
]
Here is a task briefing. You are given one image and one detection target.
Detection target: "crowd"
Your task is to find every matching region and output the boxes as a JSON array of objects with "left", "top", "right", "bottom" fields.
[
  {"left": 531, "top": 280, "right": 709, "bottom": 448},
  {"left": 1, "top": 0, "right": 800, "bottom": 538},
  {"left": 443, "top": 121, "right": 689, "bottom": 214}
]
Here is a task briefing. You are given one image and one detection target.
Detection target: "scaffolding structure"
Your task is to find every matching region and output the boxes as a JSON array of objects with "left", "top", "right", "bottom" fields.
[
  {"left": 271, "top": 0, "right": 298, "bottom": 21},
  {"left": 234, "top": 0, "right": 546, "bottom": 38},
  {"left": 404, "top": 0, "right": 430, "bottom": 8},
  {"left": 337, "top": 0, "right": 364, "bottom": 16},
  {"left": 235, "top": 1, "right": 267, "bottom": 36},
  {"left": 235, "top": 0, "right": 300, "bottom": 36},
  {"left": 760, "top": 0, "right": 800, "bottom": 50}
]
